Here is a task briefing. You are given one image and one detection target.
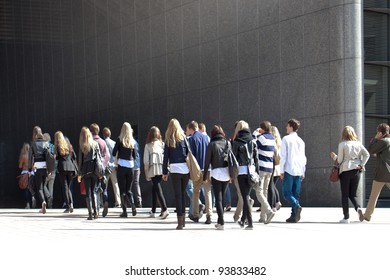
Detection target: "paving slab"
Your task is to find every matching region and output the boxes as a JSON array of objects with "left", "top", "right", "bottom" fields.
[{"left": 1, "top": 207, "right": 389, "bottom": 280}]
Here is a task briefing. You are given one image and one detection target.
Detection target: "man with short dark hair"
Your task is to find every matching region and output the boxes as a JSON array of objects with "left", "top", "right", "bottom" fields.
[
  {"left": 102, "top": 127, "right": 121, "bottom": 208},
  {"left": 90, "top": 123, "right": 110, "bottom": 217},
  {"left": 280, "top": 119, "right": 307, "bottom": 223},
  {"left": 254, "top": 121, "right": 276, "bottom": 224},
  {"left": 363, "top": 123, "right": 390, "bottom": 221},
  {"left": 187, "top": 121, "right": 212, "bottom": 224}
]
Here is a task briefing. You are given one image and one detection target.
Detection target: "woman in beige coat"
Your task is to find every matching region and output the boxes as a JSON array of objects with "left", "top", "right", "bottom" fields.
[
  {"left": 330, "top": 126, "right": 370, "bottom": 223},
  {"left": 144, "top": 126, "right": 169, "bottom": 219}
]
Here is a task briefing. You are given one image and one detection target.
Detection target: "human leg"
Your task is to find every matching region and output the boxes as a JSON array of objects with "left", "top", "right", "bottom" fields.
[{"left": 364, "top": 180, "right": 386, "bottom": 220}]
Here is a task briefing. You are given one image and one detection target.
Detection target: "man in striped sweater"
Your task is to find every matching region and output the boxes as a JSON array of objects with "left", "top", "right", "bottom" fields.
[{"left": 254, "top": 121, "right": 276, "bottom": 224}]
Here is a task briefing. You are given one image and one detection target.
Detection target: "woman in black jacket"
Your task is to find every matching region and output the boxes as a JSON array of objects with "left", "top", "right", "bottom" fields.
[
  {"left": 78, "top": 127, "right": 100, "bottom": 220},
  {"left": 112, "top": 122, "right": 137, "bottom": 218},
  {"left": 232, "top": 120, "right": 258, "bottom": 230},
  {"left": 203, "top": 125, "right": 232, "bottom": 230},
  {"left": 54, "top": 131, "right": 77, "bottom": 213},
  {"left": 162, "top": 119, "right": 189, "bottom": 230}
]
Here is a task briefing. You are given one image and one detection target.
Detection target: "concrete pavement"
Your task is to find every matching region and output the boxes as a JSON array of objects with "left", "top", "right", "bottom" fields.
[{"left": 1, "top": 207, "right": 389, "bottom": 280}]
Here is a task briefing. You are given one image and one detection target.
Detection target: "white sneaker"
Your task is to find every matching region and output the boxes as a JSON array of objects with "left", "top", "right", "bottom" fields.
[
  {"left": 215, "top": 224, "right": 224, "bottom": 230},
  {"left": 275, "top": 202, "right": 282, "bottom": 210},
  {"left": 265, "top": 211, "right": 276, "bottom": 224},
  {"left": 339, "top": 218, "right": 349, "bottom": 224},
  {"left": 160, "top": 210, "right": 169, "bottom": 219},
  {"left": 41, "top": 202, "right": 46, "bottom": 214},
  {"left": 148, "top": 211, "right": 155, "bottom": 218}
]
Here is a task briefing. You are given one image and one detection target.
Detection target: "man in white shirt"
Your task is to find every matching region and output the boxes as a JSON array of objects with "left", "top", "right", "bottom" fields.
[{"left": 280, "top": 119, "right": 307, "bottom": 223}]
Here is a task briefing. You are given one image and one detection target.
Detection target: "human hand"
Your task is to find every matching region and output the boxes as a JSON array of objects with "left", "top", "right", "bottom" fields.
[
  {"left": 162, "top": 175, "right": 168, "bottom": 181},
  {"left": 280, "top": 173, "right": 284, "bottom": 180}
]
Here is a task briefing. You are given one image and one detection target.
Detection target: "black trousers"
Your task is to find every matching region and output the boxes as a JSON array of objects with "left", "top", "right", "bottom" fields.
[
  {"left": 170, "top": 173, "right": 189, "bottom": 217},
  {"left": 58, "top": 171, "right": 75, "bottom": 208},
  {"left": 238, "top": 175, "right": 253, "bottom": 226},
  {"left": 151, "top": 175, "right": 167, "bottom": 212},
  {"left": 212, "top": 178, "right": 228, "bottom": 225},
  {"left": 339, "top": 169, "right": 361, "bottom": 219},
  {"left": 117, "top": 166, "right": 134, "bottom": 195},
  {"left": 33, "top": 168, "right": 47, "bottom": 205}
]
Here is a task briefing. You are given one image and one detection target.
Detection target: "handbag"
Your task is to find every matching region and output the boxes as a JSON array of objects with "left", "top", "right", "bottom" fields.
[
  {"left": 93, "top": 144, "right": 105, "bottom": 178},
  {"left": 80, "top": 179, "right": 86, "bottom": 195},
  {"left": 329, "top": 161, "right": 340, "bottom": 182},
  {"left": 245, "top": 142, "right": 260, "bottom": 187},
  {"left": 16, "top": 173, "right": 29, "bottom": 190},
  {"left": 184, "top": 139, "right": 202, "bottom": 183},
  {"left": 45, "top": 146, "right": 56, "bottom": 174},
  {"left": 224, "top": 140, "right": 239, "bottom": 179}
]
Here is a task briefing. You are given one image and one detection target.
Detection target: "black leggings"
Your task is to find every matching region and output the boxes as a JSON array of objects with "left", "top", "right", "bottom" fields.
[
  {"left": 339, "top": 169, "right": 361, "bottom": 219},
  {"left": 238, "top": 175, "right": 253, "bottom": 226},
  {"left": 33, "top": 168, "right": 47, "bottom": 205},
  {"left": 212, "top": 178, "right": 228, "bottom": 225},
  {"left": 117, "top": 166, "right": 134, "bottom": 195},
  {"left": 58, "top": 171, "right": 74, "bottom": 208},
  {"left": 170, "top": 173, "right": 189, "bottom": 217},
  {"left": 151, "top": 175, "right": 167, "bottom": 213}
]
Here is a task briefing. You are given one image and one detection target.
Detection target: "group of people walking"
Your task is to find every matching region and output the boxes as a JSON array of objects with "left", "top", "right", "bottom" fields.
[{"left": 18, "top": 118, "right": 389, "bottom": 229}]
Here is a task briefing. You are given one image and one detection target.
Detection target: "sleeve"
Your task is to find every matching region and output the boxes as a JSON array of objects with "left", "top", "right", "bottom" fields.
[
  {"left": 368, "top": 139, "right": 387, "bottom": 155},
  {"left": 203, "top": 144, "right": 212, "bottom": 181},
  {"left": 337, "top": 142, "right": 344, "bottom": 165},
  {"left": 280, "top": 138, "right": 287, "bottom": 174},
  {"left": 102, "top": 142, "right": 110, "bottom": 168},
  {"left": 162, "top": 142, "right": 169, "bottom": 175},
  {"left": 112, "top": 138, "right": 120, "bottom": 157},
  {"left": 360, "top": 144, "right": 370, "bottom": 167}
]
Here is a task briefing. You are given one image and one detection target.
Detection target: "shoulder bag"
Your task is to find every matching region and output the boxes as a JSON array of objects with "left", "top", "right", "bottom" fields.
[
  {"left": 184, "top": 139, "right": 202, "bottom": 183},
  {"left": 245, "top": 141, "right": 260, "bottom": 187}
]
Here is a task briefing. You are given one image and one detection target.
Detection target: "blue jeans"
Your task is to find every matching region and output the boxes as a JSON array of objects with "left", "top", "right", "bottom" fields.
[{"left": 282, "top": 172, "right": 302, "bottom": 217}]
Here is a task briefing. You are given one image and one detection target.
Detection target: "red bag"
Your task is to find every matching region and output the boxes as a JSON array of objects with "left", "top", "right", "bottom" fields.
[
  {"left": 80, "top": 180, "right": 86, "bottom": 195},
  {"left": 16, "top": 173, "right": 29, "bottom": 189},
  {"left": 329, "top": 162, "right": 340, "bottom": 182}
]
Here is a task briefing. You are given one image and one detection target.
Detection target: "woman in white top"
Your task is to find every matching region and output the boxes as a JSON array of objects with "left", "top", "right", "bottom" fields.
[
  {"left": 330, "top": 126, "right": 370, "bottom": 223},
  {"left": 144, "top": 126, "right": 169, "bottom": 219}
]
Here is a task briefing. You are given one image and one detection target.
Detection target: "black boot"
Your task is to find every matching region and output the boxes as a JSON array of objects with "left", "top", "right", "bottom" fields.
[
  {"left": 176, "top": 216, "right": 184, "bottom": 230},
  {"left": 86, "top": 198, "right": 93, "bottom": 220},
  {"left": 92, "top": 192, "right": 99, "bottom": 219},
  {"left": 127, "top": 191, "right": 137, "bottom": 216},
  {"left": 120, "top": 195, "right": 127, "bottom": 218}
]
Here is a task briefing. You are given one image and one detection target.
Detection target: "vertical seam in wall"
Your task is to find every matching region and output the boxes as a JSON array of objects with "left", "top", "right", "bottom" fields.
[
  {"left": 237, "top": 0, "right": 240, "bottom": 119},
  {"left": 60, "top": 0, "right": 66, "bottom": 122},
  {"left": 81, "top": 0, "right": 87, "bottom": 122},
  {"left": 278, "top": 0, "right": 282, "bottom": 123},
  {"left": 149, "top": 0, "right": 154, "bottom": 121},
  {"left": 180, "top": 2, "right": 184, "bottom": 119},
  {"left": 164, "top": 0, "right": 168, "bottom": 113},
  {"left": 121, "top": 0, "right": 126, "bottom": 119}
]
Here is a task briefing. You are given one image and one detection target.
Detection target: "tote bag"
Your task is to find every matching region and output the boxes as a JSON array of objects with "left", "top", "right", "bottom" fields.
[{"left": 184, "top": 139, "right": 202, "bottom": 182}]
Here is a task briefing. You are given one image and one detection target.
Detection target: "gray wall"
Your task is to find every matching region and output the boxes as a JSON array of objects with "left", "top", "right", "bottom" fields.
[{"left": 0, "top": 0, "right": 363, "bottom": 208}]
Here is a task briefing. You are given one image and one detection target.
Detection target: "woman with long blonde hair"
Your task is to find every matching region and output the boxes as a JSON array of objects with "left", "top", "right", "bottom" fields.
[
  {"left": 232, "top": 120, "right": 258, "bottom": 229},
  {"left": 55, "top": 131, "right": 77, "bottom": 213},
  {"left": 144, "top": 126, "right": 169, "bottom": 219},
  {"left": 112, "top": 122, "right": 138, "bottom": 217},
  {"left": 78, "top": 127, "right": 100, "bottom": 220},
  {"left": 330, "top": 125, "right": 370, "bottom": 223},
  {"left": 162, "top": 119, "right": 189, "bottom": 229},
  {"left": 29, "top": 126, "right": 50, "bottom": 214}
]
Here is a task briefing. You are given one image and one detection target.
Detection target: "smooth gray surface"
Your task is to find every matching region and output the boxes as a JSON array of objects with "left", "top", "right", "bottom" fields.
[{"left": 1, "top": 207, "right": 388, "bottom": 280}]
